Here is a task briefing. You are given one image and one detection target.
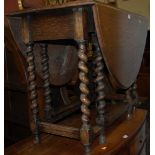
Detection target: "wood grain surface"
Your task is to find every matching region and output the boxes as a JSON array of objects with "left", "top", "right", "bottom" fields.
[
  {"left": 8, "top": 1, "right": 148, "bottom": 89},
  {"left": 5, "top": 109, "right": 147, "bottom": 155},
  {"left": 31, "top": 10, "right": 74, "bottom": 41},
  {"left": 93, "top": 4, "right": 148, "bottom": 89}
]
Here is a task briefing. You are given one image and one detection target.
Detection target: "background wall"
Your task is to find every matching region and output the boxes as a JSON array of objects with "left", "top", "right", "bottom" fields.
[{"left": 116, "top": 0, "right": 149, "bottom": 20}]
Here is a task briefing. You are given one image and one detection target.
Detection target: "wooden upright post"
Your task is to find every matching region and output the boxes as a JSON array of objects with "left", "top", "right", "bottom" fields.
[
  {"left": 26, "top": 42, "right": 40, "bottom": 143},
  {"left": 74, "top": 8, "right": 93, "bottom": 153},
  {"left": 92, "top": 34, "right": 106, "bottom": 144},
  {"left": 40, "top": 44, "right": 52, "bottom": 121}
]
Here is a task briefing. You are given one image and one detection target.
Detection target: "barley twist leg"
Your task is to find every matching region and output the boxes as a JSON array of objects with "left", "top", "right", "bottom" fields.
[
  {"left": 26, "top": 42, "right": 40, "bottom": 143},
  {"left": 78, "top": 40, "right": 93, "bottom": 153}
]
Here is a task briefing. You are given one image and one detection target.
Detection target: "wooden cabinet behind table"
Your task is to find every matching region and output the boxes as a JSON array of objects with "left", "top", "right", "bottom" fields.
[
  {"left": 118, "top": 121, "right": 147, "bottom": 155},
  {"left": 4, "top": 27, "right": 31, "bottom": 147},
  {"left": 129, "top": 121, "right": 146, "bottom": 155},
  {"left": 92, "top": 109, "right": 147, "bottom": 155}
]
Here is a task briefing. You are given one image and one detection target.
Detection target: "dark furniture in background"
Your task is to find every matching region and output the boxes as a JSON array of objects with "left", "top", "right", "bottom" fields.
[{"left": 4, "top": 27, "right": 31, "bottom": 147}]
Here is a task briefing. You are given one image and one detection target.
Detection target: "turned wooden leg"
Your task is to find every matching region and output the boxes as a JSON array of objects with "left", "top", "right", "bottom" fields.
[
  {"left": 126, "top": 88, "right": 133, "bottom": 118},
  {"left": 40, "top": 44, "right": 52, "bottom": 121},
  {"left": 94, "top": 45, "right": 106, "bottom": 144},
  {"left": 131, "top": 82, "right": 139, "bottom": 107},
  {"left": 26, "top": 42, "right": 40, "bottom": 143},
  {"left": 78, "top": 40, "right": 93, "bottom": 153},
  {"left": 126, "top": 82, "right": 139, "bottom": 117},
  {"left": 126, "top": 81, "right": 140, "bottom": 118}
]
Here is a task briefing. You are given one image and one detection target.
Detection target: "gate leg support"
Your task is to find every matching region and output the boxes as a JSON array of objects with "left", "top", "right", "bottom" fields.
[
  {"left": 78, "top": 40, "right": 93, "bottom": 153},
  {"left": 26, "top": 42, "right": 40, "bottom": 143},
  {"left": 94, "top": 44, "right": 106, "bottom": 144}
]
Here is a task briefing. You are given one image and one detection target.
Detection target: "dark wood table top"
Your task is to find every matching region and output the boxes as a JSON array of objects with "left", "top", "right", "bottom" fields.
[
  {"left": 7, "top": 0, "right": 95, "bottom": 17},
  {"left": 7, "top": 1, "right": 148, "bottom": 89}
]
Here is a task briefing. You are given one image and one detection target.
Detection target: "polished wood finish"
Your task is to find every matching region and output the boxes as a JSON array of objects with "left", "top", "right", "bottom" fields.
[
  {"left": 20, "top": 0, "right": 44, "bottom": 9},
  {"left": 4, "top": 26, "right": 39, "bottom": 146},
  {"left": 93, "top": 3, "right": 148, "bottom": 89},
  {"left": 5, "top": 109, "right": 147, "bottom": 155},
  {"left": 8, "top": 0, "right": 148, "bottom": 89},
  {"left": 40, "top": 122, "right": 80, "bottom": 139},
  {"left": 7, "top": 7, "right": 81, "bottom": 121},
  {"left": 40, "top": 122, "right": 101, "bottom": 140},
  {"left": 47, "top": 45, "right": 78, "bottom": 85},
  {"left": 126, "top": 82, "right": 139, "bottom": 118},
  {"left": 93, "top": 33, "right": 106, "bottom": 144},
  {"left": 26, "top": 42, "right": 40, "bottom": 143},
  {"left": 35, "top": 44, "right": 78, "bottom": 86},
  {"left": 131, "top": 82, "right": 139, "bottom": 107},
  {"left": 40, "top": 44, "right": 52, "bottom": 121},
  {"left": 21, "top": 16, "right": 31, "bottom": 44},
  {"left": 7, "top": 1, "right": 148, "bottom": 153},
  {"left": 78, "top": 40, "right": 93, "bottom": 153},
  {"left": 129, "top": 121, "right": 146, "bottom": 155},
  {"left": 7, "top": 0, "right": 95, "bottom": 16},
  {"left": 74, "top": 7, "right": 93, "bottom": 153},
  {"left": 126, "top": 88, "right": 133, "bottom": 118},
  {"left": 31, "top": 11, "right": 74, "bottom": 41},
  {"left": 91, "top": 109, "right": 147, "bottom": 155}
]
